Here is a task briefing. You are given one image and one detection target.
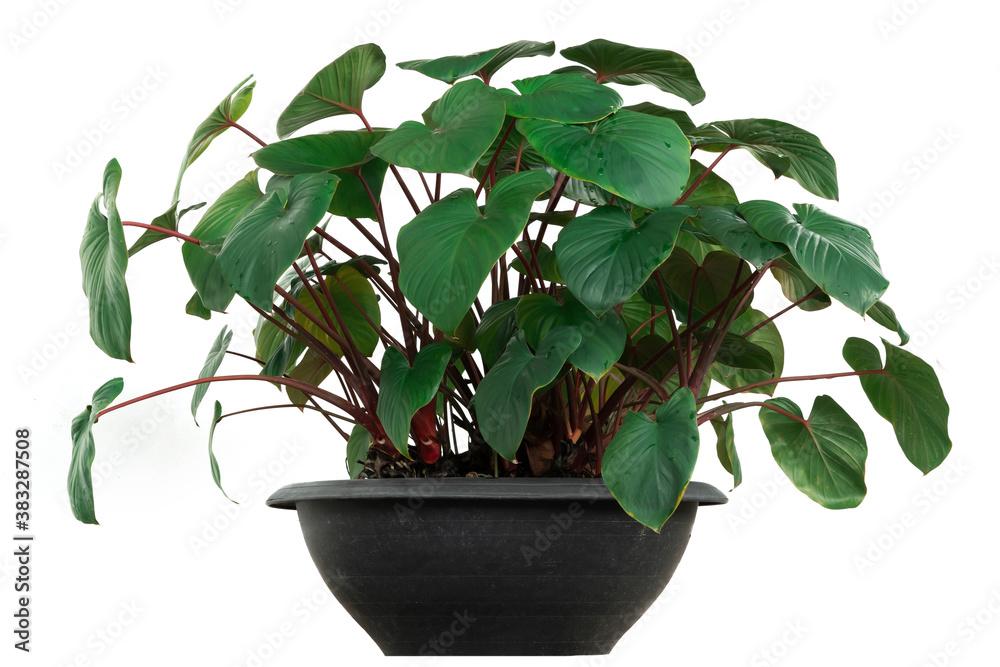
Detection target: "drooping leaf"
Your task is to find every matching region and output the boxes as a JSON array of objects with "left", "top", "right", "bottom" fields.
[
  {"left": 127, "top": 201, "right": 206, "bottom": 257},
  {"left": 689, "top": 119, "right": 838, "bottom": 200},
  {"left": 712, "top": 413, "right": 741, "bottom": 489},
  {"left": 555, "top": 205, "right": 694, "bottom": 315},
  {"left": 477, "top": 328, "right": 582, "bottom": 459},
  {"left": 191, "top": 326, "right": 233, "bottom": 424},
  {"left": 843, "top": 337, "right": 951, "bottom": 474},
  {"left": 738, "top": 201, "right": 888, "bottom": 315},
  {"left": 217, "top": 173, "right": 339, "bottom": 311},
  {"left": 518, "top": 109, "right": 690, "bottom": 209},
  {"left": 398, "top": 170, "right": 554, "bottom": 333},
  {"left": 346, "top": 423, "right": 372, "bottom": 478},
  {"left": 516, "top": 291, "right": 627, "bottom": 378},
  {"left": 68, "top": 378, "right": 124, "bottom": 524},
  {"left": 759, "top": 396, "right": 867, "bottom": 509},
  {"left": 376, "top": 343, "right": 453, "bottom": 456},
  {"left": 174, "top": 76, "right": 255, "bottom": 201},
  {"left": 397, "top": 40, "right": 555, "bottom": 84},
  {"left": 867, "top": 301, "right": 909, "bottom": 345},
  {"left": 207, "top": 401, "right": 235, "bottom": 502},
  {"left": 561, "top": 39, "right": 705, "bottom": 105},
  {"left": 80, "top": 159, "right": 132, "bottom": 362},
  {"left": 293, "top": 265, "right": 382, "bottom": 357},
  {"left": 499, "top": 73, "right": 623, "bottom": 124},
  {"left": 277, "top": 44, "right": 386, "bottom": 138},
  {"left": 183, "top": 171, "right": 264, "bottom": 312},
  {"left": 371, "top": 79, "right": 505, "bottom": 174},
  {"left": 602, "top": 388, "right": 700, "bottom": 531},
  {"left": 708, "top": 307, "right": 784, "bottom": 396},
  {"left": 474, "top": 298, "right": 520, "bottom": 369},
  {"left": 694, "top": 205, "right": 785, "bottom": 268},
  {"left": 624, "top": 102, "right": 696, "bottom": 134}
]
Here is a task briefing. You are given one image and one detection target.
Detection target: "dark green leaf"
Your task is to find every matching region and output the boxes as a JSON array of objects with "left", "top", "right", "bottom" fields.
[
  {"left": 770, "top": 255, "right": 832, "bottom": 311},
  {"left": 499, "top": 73, "right": 623, "bottom": 124},
  {"left": 867, "top": 301, "right": 909, "bottom": 345},
  {"left": 510, "top": 241, "right": 563, "bottom": 283},
  {"left": 252, "top": 129, "right": 385, "bottom": 174},
  {"left": 474, "top": 298, "right": 520, "bottom": 369},
  {"left": 680, "top": 161, "right": 738, "bottom": 207},
  {"left": 346, "top": 423, "right": 372, "bottom": 478},
  {"left": 708, "top": 307, "right": 784, "bottom": 396},
  {"left": 293, "top": 265, "right": 382, "bottom": 356},
  {"left": 623, "top": 102, "right": 695, "bottom": 134},
  {"left": 68, "top": 377, "right": 124, "bottom": 524},
  {"left": 191, "top": 325, "right": 232, "bottom": 424},
  {"left": 642, "top": 248, "right": 753, "bottom": 323},
  {"left": 695, "top": 205, "right": 785, "bottom": 268},
  {"left": 397, "top": 40, "right": 555, "bottom": 84},
  {"left": 377, "top": 343, "right": 452, "bottom": 455}
]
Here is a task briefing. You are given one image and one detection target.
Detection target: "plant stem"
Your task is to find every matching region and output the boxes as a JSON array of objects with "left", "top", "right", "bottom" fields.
[
  {"left": 612, "top": 363, "right": 671, "bottom": 402},
  {"left": 698, "top": 369, "right": 885, "bottom": 404},
  {"left": 674, "top": 144, "right": 734, "bottom": 205},
  {"left": 122, "top": 222, "right": 200, "bottom": 245},
  {"left": 229, "top": 122, "right": 268, "bottom": 148},
  {"left": 744, "top": 288, "right": 823, "bottom": 336},
  {"left": 476, "top": 120, "right": 515, "bottom": 198}
]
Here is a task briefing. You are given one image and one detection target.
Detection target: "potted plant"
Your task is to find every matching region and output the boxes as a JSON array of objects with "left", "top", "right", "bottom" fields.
[{"left": 70, "top": 39, "right": 951, "bottom": 656}]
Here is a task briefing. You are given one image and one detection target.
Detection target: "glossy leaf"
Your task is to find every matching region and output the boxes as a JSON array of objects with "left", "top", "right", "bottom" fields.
[
  {"left": 346, "top": 423, "right": 372, "bottom": 478},
  {"left": 499, "top": 73, "right": 623, "bottom": 124},
  {"left": 562, "top": 39, "right": 705, "bottom": 105},
  {"left": 770, "top": 255, "right": 832, "bottom": 311},
  {"left": 127, "top": 201, "right": 205, "bottom": 257},
  {"left": 709, "top": 307, "right": 784, "bottom": 396},
  {"left": 398, "top": 170, "right": 554, "bottom": 333},
  {"left": 712, "top": 414, "right": 741, "bottom": 488},
  {"left": 690, "top": 119, "right": 838, "bottom": 200},
  {"left": 843, "top": 337, "right": 951, "bottom": 474},
  {"left": 68, "top": 377, "right": 124, "bottom": 525},
  {"left": 191, "top": 326, "right": 232, "bottom": 424},
  {"left": 207, "top": 401, "right": 234, "bottom": 502},
  {"left": 377, "top": 343, "right": 452, "bottom": 455},
  {"left": 252, "top": 130, "right": 384, "bottom": 174},
  {"left": 555, "top": 205, "right": 694, "bottom": 315},
  {"left": 695, "top": 205, "right": 785, "bottom": 269},
  {"left": 516, "top": 292, "right": 627, "bottom": 378},
  {"left": 183, "top": 171, "right": 263, "bottom": 312},
  {"left": 624, "top": 102, "right": 695, "bottom": 134},
  {"left": 759, "top": 396, "right": 867, "bottom": 509},
  {"left": 518, "top": 109, "right": 690, "bottom": 209},
  {"left": 277, "top": 44, "right": 385, "bottom": 138},
  {"left": 868, "top": 301, "right": 909, "bottom": 345},
  {"left": 739, "top": 201, "right": 888, "bottom": 315},
  {"left": 474, "top": 298, "right": 520, "bottom": 369},
  {"left": 217, "top": 173, "right": 339, "bottom": 311},
  {"left": 602, "top": 389, "right": 700, "bottom": 531},
  {"left": 293, "top": 265, "right": 382, "bottom": 357},
  {"left": 397, "top": 40, "right": 555, "bottom": 84},
  {"left": 80, "top": 159, "right": 132, "bottom": 362},
  {"left": 477, "top": 328, "right": 582, "bottom": 459},
  {"left": 371, "top": 79, "right": 505, "bottom": 174}
]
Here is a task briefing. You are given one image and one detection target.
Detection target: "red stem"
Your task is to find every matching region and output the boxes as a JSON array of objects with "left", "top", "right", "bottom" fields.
[
  {"left": 698, "top": 369, "right": 885, "bottom": 404},
  {"left": 674, "top": 144, "right": 734, "bottom": 205},
  {"left": 229, "top": 122, "right": 267, "bottom": 148},
  {"left": 122, "top": 221, "right": 200, "bottom": 245}
]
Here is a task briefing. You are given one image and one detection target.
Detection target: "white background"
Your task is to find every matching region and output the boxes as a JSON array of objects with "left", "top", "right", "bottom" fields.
[{"left": 2, "top": 0, "right": 998, "bottom": 665}]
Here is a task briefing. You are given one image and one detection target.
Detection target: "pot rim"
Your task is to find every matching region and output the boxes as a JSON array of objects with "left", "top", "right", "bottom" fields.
[{"left": 266, "top": 477, "right": 727, "bottom": 510}]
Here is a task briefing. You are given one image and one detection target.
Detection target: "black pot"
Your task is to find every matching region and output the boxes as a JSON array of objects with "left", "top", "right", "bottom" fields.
[{"left": 267, "top": 477, "right": 725, "bottom": 656}]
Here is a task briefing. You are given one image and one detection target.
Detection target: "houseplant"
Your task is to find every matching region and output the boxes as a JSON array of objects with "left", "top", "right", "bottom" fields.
[{"left": 71, "top": 39, "right": 951, "bottom": 655}]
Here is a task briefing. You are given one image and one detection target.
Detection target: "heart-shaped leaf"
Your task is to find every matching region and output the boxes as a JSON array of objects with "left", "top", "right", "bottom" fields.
[
  {"left": 561, "top": 39, "right": 705, "bottom": 105},
  {"left": 191, "top": 326, "right": 232, "bottom": 424},
  {"left": 80, "top": 159, "right": 132, "bottom": 362},
  {"left": 398, "top": 170, "right": 554, "bottom": 333},
  {"left": 499, "top": 73, "right": 623, "bottom": 123},
  {"left": 738, "top": 201, "right": 888, "bottom": 315},
  {"left": 397, "top": 40, "right": 555, "bottom": 84},
  {"left": 518, "top": 109, "right": 690, "bottom": 209},
  {"left": 555, "top": 205, "right": 694, "bottom": 314},
  {"left": 516, "top": 291, "right": 627, "bottom": 378},
  {"left": 277, "top": 44, "right": 385, "bottom": 138},
  {"left": 759, "top": 396, "right": 867, "bottom": 509},
  {"left": 476, "top": 328, "right": 582, "bottom": 459},
  {"left": 602, "top": 388, "right": 700, "bottom": 531},
  {"left": 69, "top": 377, "right": 124, "bottom": 524},
  {"left": 217, "top": 173, "right": 339, "bottom": 311},
  {"left": 371, "top": 79, "right": 505, "bottom": 174},
  {"left": 376, "top": 343, "right": 453, "bottom": 456},
  {"left": 690, "top": 119, "right": 838, "bottom": 200},
  {"left": 174, "top": 76, "right": 255, "bottom": 201},
  {"left": 843, "top": 337, "right": 951, "bottom": 474}
]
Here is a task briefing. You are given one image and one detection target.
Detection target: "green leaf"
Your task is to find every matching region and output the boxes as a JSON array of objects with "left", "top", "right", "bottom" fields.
[
  {"left": 286, "top": 350, "right": 334, "bottom": 407},
  {"left": 397, "top": 40, "right": 555, "bottom": 84},
  {"left": 602, "top": 389, "right": 700, "bottom": 531},
  {"left": 80, "top": 159, "right": 132, "bottom": 362},
  {"left": 183, "top": 171, "right": 264, "bottom": 312},
  {"left": 474, "top": 298, "right": 520, "bottom": 369},
  {"left": 252, "top": 129, "right": 385, "bottom": 174},
  {"left": 642, "top": 249, "right": 753, "bottom": 323},
  {"left": 293, "top": 265, "right": 382, "bottom": 357},
  {"left": 217, "top": 173, "right": 339, "bottom": 311},
  {"left": 477, "top": 328, "right": 582, "bottom": 459},
  {"left": 346, "top": 423, "right": 372, "bottom": 478},
  {"left": 708, "top": 307, "right": 784, "bottom": 396},
  {"left": 68, "top": 377, "right": 124, "bottom": 525},
  {"left": 689, "top": 119, "right": 838, "bottom": 200},
  {"left": 510, "top": 241, "right": 563, "bottom": 283},
  {"left": 174, "top": 76, "right": 255, "bottom": 201},
  {"left": 867, "top": 301, "right": 909, "bottom": 345},
  {"left": 518, "top": 109, "right": 690, "bottom": 209},
  {"left": 694, "top": 205, "right": 785, "bottom": 269},
  {"left": 398, "top": 170, "right": 554, "bottom": 333},
  {"left": 207, "top": 401, "right": 235, "bottom": 502},
  {"left": 499, "top": 73, "right": 623, "bottom": 124},
  {"left": 185, "top": 292, "right": 212, "bottom": 320},
  {"left": 623, "top": 102, "right": 695, "bottom": 134},
  {"left": 843, "top": 338, "right": 951, "bottom": 474},
  {"left": 738, "top": 201, "right": 888, "bottom": 315},
  {"left": 277, "top": 44, "right": 386, "bottom": 138},
  {"left": 680, "top": 161, "right": 738, "bottom": 207},
  {"left": 770, "top": 256, "right": 832, "bottom": 311},
  {"left": 712, "top": 414, "right": 741, "bottom": 489},
  {"left": 191, "top": 326, "right": 233, "bottom": 424},
  {"left": 555, "top": 205, "right": 694, "bottom": 315},
  {"left": 561, "top": 38, "right": 705, "bottom": 105},
  {"left": 759, "top": 396, "right": 867, "bottom": 509},
  {"left": 371, "top": 79, "right": 505, "bottom": 174},
  {"left": 127, "top": 201, "right": 206, "bottom": 257},
  {"left": 377, "top": 343, "right": 453, "bottom": 456},
  {"left": 516, "top": 292, "right": 627, "bottom": 378},
  {"left": 619, "top": 293, "right": 666, "bottom": 339}
]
